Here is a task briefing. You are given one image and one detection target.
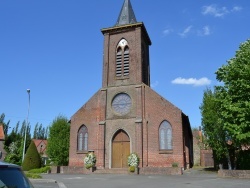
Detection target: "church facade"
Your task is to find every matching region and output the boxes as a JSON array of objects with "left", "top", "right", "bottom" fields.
[{"left": 69, "top": 0, "right": 193, "bottom": 172}]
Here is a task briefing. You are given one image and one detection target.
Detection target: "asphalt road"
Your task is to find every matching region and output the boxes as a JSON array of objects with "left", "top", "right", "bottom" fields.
[{"left": 31, "top": 169, "right": 250, "bottom": 188}]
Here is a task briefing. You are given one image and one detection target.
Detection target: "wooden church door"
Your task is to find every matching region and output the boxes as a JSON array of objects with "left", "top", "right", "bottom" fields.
[{"left": 112, "top": 130, "right": 130, "bottom": 168}]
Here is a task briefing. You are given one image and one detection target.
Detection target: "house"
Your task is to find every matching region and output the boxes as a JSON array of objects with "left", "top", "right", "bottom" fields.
[
  {"left": 69, "top": 0, "right": 193, "bottom": 174},
  {"left": 32, "top": 139, "right": 48, "bottom": 164},
  {"left": 0, "top": 124, "right": 6, "bottom": 161}
]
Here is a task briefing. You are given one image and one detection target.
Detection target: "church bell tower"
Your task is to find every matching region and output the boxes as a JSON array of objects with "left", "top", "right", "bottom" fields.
[{"left": 101, "top": 0, "right": 152, "bottom": 88}]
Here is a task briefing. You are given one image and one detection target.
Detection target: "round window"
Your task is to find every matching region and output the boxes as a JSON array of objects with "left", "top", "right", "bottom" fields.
[{"left": 112, "top": 93, "right": 132, "bottom": 115}]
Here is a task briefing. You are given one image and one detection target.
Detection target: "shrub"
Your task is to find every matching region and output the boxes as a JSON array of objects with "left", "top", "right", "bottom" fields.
[
  {"left": 172, "top": 162, "right": 179, "bottom": 167},
  {"left": 22, "top": 141, "right": 41, "bottom": 171},
  {"left": 25, "top": 173, "right": 42, "bottom": 179},
  {"left": 29, "top": 166, "right": 51, "bottom": 174}
]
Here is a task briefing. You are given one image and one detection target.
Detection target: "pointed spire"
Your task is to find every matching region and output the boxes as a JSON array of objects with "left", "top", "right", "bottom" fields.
[{"left": 115, "top": 0, "right": 137, "bottom": 26}]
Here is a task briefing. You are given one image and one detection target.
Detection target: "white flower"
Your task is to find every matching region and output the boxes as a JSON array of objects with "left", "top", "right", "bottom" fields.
[
  {"left": 127, "top": 153, "right": 139, "bottom": 167},
  {"left": 84, "top": 152, "right": 96, "bottom": 168}
]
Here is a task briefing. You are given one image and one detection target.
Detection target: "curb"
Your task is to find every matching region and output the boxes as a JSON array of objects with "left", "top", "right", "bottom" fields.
[
  {"left": 30, "top": 179, "right": 57, "bottom": 183},
  {"left": 30, "top": 179, "right": 67, "bottom": 188}
]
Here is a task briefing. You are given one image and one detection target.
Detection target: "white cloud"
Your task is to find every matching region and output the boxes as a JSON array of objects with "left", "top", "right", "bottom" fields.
[
  {"left": 202, "top": 5, "right": 229, "bottom": 17},
  {"left": 171, "top": 77, "right": 211, "bottom": 86},
  {"left": 202, "top": 4, "right": 242, "bottom": 18},
  {"left": 163, "top": 28, "right": 173, "bottom": 36},
  {"left": 179, "top": 25, "right": 192, "bottom": 38},
  {"left": 151, "top": 81, "right": 159, "bottom": 88},
  {"left": 198, "top": 25, "right": 211, "bottom": 36},
  {"left": 202, "top": 26, "right": 211, "bottom": 36},
  {"left": 232, "top": 6, "right": 242, "bottom": 12}
]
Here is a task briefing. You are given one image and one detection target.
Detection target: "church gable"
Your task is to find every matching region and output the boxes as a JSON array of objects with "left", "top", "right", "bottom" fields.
[
  {"left": 142, "top": 85, "right": 186, "bottom": 165},
  {"left": 145, "top": 84, "right": 182, "bottom": 121},
  {"left": 71, "top": 90, "right": 103, "bottom": 122}
]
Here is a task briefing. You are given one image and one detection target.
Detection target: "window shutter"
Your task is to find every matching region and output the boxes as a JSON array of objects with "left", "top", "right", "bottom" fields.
[
  {"left": 123, "top": 47, "right": 129, "bottom": 76},
  {"left": 116, "top": 48, "right": 122, "bottom": 77}
]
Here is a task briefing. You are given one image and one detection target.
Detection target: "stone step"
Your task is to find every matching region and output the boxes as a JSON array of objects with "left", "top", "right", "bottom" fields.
[{"left": 94, "top": 168, "right": 129, "bottom": 174}]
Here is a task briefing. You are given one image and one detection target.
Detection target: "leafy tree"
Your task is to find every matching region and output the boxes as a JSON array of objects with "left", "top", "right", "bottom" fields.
[
  {"left": 22, "top": 140, "right": 41, "bottom": 171},
  {"left": 1, "top": 112, "right": 45, "bottom": 165},
  {"left": 4, "top": 142, "right": 21, "bottom": 165},
  {"left": 200, "top": 88, "right": 229, "bottom": 168},
  {"left": 33, "top": 123, "right": 48, "bottom": 139},
  {"left": 200, "top": 39, "right": 250, "bottom": 169},
  {"left": 215, "top": 39, "right": 250, "bottom": 147},
  {"left": 47, "top": 115, "right": 70, "bottom": 166},
  {"left": 4, "top": 120, "right": 31, "bottom": 165}
]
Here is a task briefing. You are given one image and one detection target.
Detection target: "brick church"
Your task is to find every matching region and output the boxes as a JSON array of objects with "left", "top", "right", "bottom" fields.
[{"left": 69, "top": 0, "right": 193, "bottom": 172}]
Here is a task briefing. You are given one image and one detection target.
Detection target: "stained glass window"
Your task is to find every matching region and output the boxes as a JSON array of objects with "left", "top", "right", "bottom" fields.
[
  {"left": 159, "top": 121, "right": 172, "bottom": 150},
  {"left": 78, "top": 125, "right": 88, "bottom": 151}
]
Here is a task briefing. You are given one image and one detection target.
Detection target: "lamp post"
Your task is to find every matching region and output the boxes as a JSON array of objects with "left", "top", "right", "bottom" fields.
[{"left": 22, "top": 89, "right": 30, "bottom": 162}]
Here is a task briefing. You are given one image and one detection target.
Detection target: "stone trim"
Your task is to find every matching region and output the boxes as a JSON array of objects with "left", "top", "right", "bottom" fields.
[{"left": 159, "top": 150, "right": 173, "bottom": 154}]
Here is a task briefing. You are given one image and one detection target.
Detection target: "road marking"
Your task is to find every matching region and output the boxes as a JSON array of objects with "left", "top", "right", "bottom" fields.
[
  {"left": 58, "top": 182, "right": 67, "bottom": 188},
  {"left": 64, "top": 177, "right": 84, "bottom": 179}
]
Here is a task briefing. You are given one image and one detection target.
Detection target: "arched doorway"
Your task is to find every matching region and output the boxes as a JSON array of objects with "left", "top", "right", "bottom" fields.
[{"left": 112, "top": 130, "right": 130, "bottom": 168}]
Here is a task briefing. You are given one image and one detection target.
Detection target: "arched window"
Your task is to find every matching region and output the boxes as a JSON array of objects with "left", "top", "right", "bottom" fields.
[
  {"left": 159, "top": 121, "right": 172, "bottom": 150},
  {"left": 116, "top": 39, "right": 130, "bottom": 77},
  {"left": 77, "top": 125, "right": 88, "bottom": 151}
]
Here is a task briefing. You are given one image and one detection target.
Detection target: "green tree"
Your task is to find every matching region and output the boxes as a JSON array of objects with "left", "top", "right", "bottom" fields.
[
  {"left": 200, "top": 88, "right": 229, "bottom": 168},
  {"left": 200, "top": 39, "right": 250, "bottom": 169},
  {"left": 33, "top": 123, "right": 48, "bottom": 139},
  {"left": 22, "top": 140, "right": 41, "bottom": 171},
  {"left": 4, "top": 142, "right": 20, "bottom": 165},
  {"left": 47, "top": 115, "right": 70, "bottom": 166},
  {"left": 215, "top": 39, "right": 250, "bottom": 147},
  {"left": 4, "top": 120, "right": 31, "bottom": 165}
]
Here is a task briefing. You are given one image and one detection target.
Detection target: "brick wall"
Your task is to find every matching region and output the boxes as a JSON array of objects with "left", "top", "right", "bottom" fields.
[
  {"left": 218, "top": 169, "right": 250, "bottom": 178},
  {"left": 102, "top": 24, "right": 150, "bottom": 88},
  {"left": 200, "top": 149, "right": 214, "bottom": 167}
]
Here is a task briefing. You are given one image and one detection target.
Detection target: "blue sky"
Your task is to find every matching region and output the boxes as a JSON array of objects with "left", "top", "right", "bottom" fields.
[{"left": 1, "top": 0, "right": 249, "bottom": 133}]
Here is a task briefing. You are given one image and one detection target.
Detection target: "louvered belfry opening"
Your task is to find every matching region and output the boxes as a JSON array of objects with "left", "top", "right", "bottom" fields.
[
  {"left": 116, "top": 47, "right": 122, "bottom": 77},
  {"left": 123, "top": 46, "right": 129, "bottom": 76},
  {"left": 116, "top": 39, "right": 130, "bottom": 78}
]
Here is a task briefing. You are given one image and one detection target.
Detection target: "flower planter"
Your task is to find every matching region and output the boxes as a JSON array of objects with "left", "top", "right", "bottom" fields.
[
  {"left": 84, "top": 152, "right": 96, "bottom": 171},
  {"left": 128, "top": 166, "right": 139, "bottom": 175}
]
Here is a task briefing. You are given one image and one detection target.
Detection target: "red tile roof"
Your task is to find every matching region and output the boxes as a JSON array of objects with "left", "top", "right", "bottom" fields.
[
  {"left": 32, "top": 139, "right": 48, "bottom": 155},
  {"left": 0, "top": 125, "right": 5, "bottom": 141}
]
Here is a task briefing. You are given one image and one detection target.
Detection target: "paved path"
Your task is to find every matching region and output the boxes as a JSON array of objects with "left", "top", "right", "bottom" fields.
[{"left": 34, "top": 168, "right": 250, "bottom": 188}]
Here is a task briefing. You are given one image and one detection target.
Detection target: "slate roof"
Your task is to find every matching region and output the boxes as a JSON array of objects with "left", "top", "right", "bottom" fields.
[{"left": 115, "top": 0, "right": 137, "bottom": 26}]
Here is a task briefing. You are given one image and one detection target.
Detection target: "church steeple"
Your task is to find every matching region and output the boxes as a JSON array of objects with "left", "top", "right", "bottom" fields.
[
  {"left": 115, "top": 0, "right": 137, "bottom": 26},
  {"left": 101, "top": 0, "right": 151, "bottom": 87}
]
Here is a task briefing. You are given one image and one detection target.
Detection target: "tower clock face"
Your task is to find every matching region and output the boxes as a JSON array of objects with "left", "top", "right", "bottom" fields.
[{"left": 112, "top": 93, "right": 132, "bottom": 115}]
